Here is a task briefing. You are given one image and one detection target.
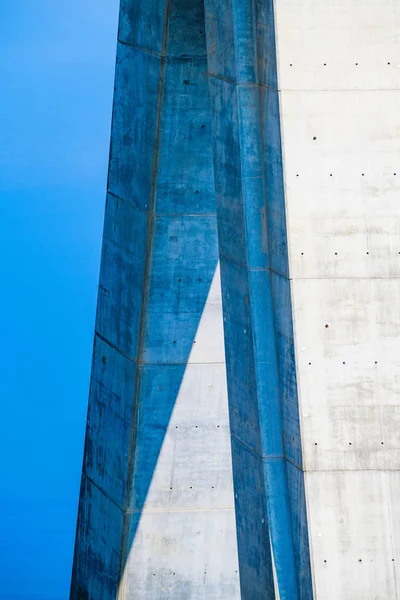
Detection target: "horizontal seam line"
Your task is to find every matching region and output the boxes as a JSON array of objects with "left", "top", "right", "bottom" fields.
[
  {"left": 125, "top": 507, "right": 235, "bottom": 515},
  {"left": 117, "top": 38, "right": 206, "bottom": 60},
  {"left": 93, "top": 336, "right": 226, "bottom": 367},
  {"left": 108, "top": 190, "right": 218, "bottom": 217}
]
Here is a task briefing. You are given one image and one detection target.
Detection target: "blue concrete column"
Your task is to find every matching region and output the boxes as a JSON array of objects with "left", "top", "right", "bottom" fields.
[
  {"left": 70, "top": 2, "right": 239, "bottom": 599},
  {"left": 204, "top": 1, "right": 313, "bottom": 598}
]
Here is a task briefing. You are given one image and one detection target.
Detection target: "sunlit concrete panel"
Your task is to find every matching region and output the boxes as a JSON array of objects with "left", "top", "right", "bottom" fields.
[
  {"left": 275, "top": 0, "right": 400, "bottom": 91},
  {"left": 119, "top": 272, "right": 239, "bottom": 598},
  {"left": 274, "top": 0, "right": 400, "bottom": 597}
]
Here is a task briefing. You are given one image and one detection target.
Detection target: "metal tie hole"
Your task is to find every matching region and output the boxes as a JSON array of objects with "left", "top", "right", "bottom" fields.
[{"left": 325, "top": 324, "right": 329, "bottom": 328}]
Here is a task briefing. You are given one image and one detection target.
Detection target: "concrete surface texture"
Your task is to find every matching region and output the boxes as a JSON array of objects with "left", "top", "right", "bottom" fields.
[
  {"left": 274, "top": 0, "right": 400, "bottom": 597},
  {"left": 71, "top": 0, "right": 400, "bottom": 598},
  {"left": 70, "top": 1, "right": 240, "bottom": 599}
]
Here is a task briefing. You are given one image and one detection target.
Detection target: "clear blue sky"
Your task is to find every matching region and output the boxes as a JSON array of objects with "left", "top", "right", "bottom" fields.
[{"left": 0, "top": 1, "right": 119, "bottom": 598}]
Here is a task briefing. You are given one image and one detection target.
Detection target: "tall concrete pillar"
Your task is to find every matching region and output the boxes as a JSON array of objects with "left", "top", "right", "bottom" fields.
[
  {"left": 204, "top": 1, "right": 311, "bottom": 598},
  {"left": 72, "top": 1, "right": 400, "bottom": 598},
  {"left": 70, "top": 2, "right": 239, "bottom": 599}
]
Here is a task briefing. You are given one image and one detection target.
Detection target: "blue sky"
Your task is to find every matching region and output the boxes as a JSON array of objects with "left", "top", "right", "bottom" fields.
[{"left": 0, "top": 2, "right": 119, "bottom": 597}]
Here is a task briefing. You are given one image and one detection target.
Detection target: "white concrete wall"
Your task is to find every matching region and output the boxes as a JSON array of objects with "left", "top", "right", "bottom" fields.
[
  {"left": 275, "top": 1, "right": 400, "bottom": 597},
  {"left": 118, "top": 265, "right": 240, "bottom": 600}
]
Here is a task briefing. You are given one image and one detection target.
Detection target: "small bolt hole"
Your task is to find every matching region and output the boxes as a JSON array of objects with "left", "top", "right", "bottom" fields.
[{"left": 325, "top": 324, "right": 329, "bottom": 328}]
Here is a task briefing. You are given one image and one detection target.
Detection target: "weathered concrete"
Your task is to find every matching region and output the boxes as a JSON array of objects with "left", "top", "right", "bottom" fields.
[
  {"left": 71, "top": 1, "right": 239, "bottom": 599},
  {"left": 72, "top": 0, "right": 400, "bottom": 598},
  {"left": 274, "top": 0, "right": 400, "bottom": 597},
  {"left": 204, "top": 2, "right": 311, "bottom": 598}
]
